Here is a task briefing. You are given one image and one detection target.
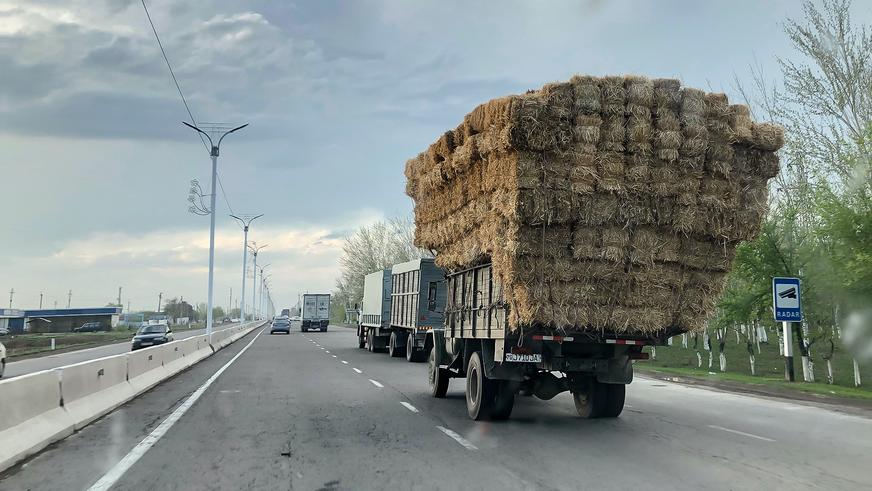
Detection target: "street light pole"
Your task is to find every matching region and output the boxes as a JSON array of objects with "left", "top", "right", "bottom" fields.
[
  {"left": 231, "top": 214, "right": 263, "bottom": 324},
  {"left": 248, "top": 243, "right": 267, "bottom": 321},
  {"left": 258, "top": 267, "right": 270, "bottom": 320},
  {"left": 183, "top": 122, "right": 248, "bottom": 339}
]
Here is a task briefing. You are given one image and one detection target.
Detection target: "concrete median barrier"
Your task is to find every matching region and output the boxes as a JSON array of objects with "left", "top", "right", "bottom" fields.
[
  {"left": 127, "top": 345, "right": 167, "bottom": 394},
  {"left": 0, "top": 320, "right": 266, "bottom": 474},
  {"left": 162, "top": 341, "right": 188, "bottom": 377},
  {"left": 59, "top": 355, "right": 134, "bottom": 430},
  {"left": 0, "top": 370, "right": 71, "bottom": 472}
]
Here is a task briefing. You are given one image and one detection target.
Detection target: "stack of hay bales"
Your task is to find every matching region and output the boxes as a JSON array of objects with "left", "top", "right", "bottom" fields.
[{"left": 406, "top": 75, "right": 783, "bottom": 336}]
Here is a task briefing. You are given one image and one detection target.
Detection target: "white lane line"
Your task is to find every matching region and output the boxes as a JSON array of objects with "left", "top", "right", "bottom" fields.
[
  {"left": 325, "top": 350, "right": 330, "bottom": 353},
  {"left": 332, "top": 355, "right": 337, "bottom": 358},
  {"left": 369, "top": 379, "right": 384, "bottom": 388},
  {"left": 87, "top": 328, "right": 267, "bottom": 491},
  {"left": 400, "top": 402, "right": 419, "bottom": 413},
  {"left": 341, "top": 360, "right": 348, "bottom": 364},
  {"left": 353, "top": 368, "right": 363, "bottom": 374},
  {"left": 707, "top": 425, "right": 775, "bottom": 442},
  {"left": 436, "top": 426, "right": 478, "bottom": 450}
]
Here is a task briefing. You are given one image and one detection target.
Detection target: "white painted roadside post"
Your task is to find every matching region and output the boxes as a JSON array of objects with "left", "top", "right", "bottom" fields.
[{"left": 773, "top": 277, "right": 802, "bottom": 382}]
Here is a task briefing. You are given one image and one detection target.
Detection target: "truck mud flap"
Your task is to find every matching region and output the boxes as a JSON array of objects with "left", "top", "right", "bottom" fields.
[
  {"left": 482, "top": 340, "right": 526, "bottom": 381},
  {"left": 595, "top": 356, "right": 633, "bottom": 385}
]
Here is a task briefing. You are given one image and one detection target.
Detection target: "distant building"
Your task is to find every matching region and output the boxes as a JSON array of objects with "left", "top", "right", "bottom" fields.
[{"left": 4, "top": 307, "right": 123, "bottom": 333}]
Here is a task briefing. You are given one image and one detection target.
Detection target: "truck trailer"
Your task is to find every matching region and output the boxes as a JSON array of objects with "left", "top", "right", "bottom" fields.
[
  {"left": 359, "top": 258, "right": 447, "bottom": 362},
  {"left": 301, "top": 293, "right": 330, "bottom": 332},
  {"left": 426, "top": 263, "right": 672, "bottom": 421}
]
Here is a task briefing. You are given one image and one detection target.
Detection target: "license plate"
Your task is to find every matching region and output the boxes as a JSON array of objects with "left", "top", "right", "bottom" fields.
[
  {"left": 504, "top": 353, "right": 542, "bottom": 363},
  {"left": 141, "top": 341, "right": 152, "bottom": 346}
]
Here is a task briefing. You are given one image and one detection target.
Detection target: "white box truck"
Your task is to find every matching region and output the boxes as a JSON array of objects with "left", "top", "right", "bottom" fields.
[{"left": 301, "top": 294, "right": 330, "bottom": 332}]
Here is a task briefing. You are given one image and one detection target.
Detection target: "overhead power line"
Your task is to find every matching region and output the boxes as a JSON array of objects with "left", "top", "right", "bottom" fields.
[{"left": 141, "top": 0, "right": 236, "bottom": 215}]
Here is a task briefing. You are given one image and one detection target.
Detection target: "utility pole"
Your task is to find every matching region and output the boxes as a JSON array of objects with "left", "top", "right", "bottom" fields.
[
  {"left": 127, "top": 300, "right": 131, "bottom": 313},
  {"left": 8, "top": 288, "right": 13, "bottom": 308},
  {"left": 158, "top": 292, "right": 163, "bottom": 313},
  {"left": 67, "top": 289, "right": 72, "bottom": 308},
  {"left": 118, "top": 286, "right": 122, "bottom": 307},
  {"left": 39, "top": 292, "right": 44, "bottom": 309},
  {"left": 231, "top": 214, "right": 263, "bottom": 324},
  {"left": 183, "top": 122, "right": 248, "bottom": 340},
  {"left": 229, "top": 287, "right": 232, "bottom": 318}
]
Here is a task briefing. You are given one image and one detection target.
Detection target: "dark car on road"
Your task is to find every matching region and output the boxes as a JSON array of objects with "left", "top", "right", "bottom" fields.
[
  {"left": 270, "top": 316, "right": 291, "bottom": 335},
  {"left": 131, "top": 324, "right": 174, "bottom": 350},
  {"left": 73, "top": 322, "right": 106, "bottom": 333}
]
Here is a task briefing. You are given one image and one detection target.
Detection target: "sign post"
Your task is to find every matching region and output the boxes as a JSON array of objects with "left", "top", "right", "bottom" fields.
[{"left": 772, "top": 277, "right": 802, "bottom": 382}]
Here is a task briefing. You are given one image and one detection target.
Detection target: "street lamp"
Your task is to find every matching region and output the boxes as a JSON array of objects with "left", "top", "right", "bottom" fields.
[
  {"left": 248, "top": 243, "right": 267, "bottom": 321},
  {"left": 258, "top": 267, "right": 271, "bottom": 320},
  {"left": 230, "top": 213, "right": 263, "bottom": 324},
  {"left": 182, "top": 121, "right": 248, "bottom": 339}
]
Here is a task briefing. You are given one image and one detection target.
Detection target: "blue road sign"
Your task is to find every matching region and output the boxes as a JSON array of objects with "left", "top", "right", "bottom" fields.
[{"left": 772, "top": 277, "right": 802, "bottom": 322}]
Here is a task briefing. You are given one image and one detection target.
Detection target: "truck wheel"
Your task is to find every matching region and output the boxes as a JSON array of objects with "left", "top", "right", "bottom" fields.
[
  {"left": 491, "top": 381, "right": 516, "bottom": 420},
  {"left": 0, "top": 360, "right": 5, "bottom": 378},
  {"left": 601, "top": 383, "right": 626, "bottom": 418},
  {"left": 406, "top": 334, "right": 425, "bottom": 362},
  {"left": 428, "top": 347, "right": 449, "bottom": 398},
  {"left": 389, "top": 332, "right": 404, "bottom": 358},
  {"left": 357, "top": 327, "right": 366, "bottom": 349},
  {"left": 466, "top": 351, "right": 497, "bottom": 420},
  {"left": 367, "top": 331, "right": 375, "bottom": 353},
  {"left": 572, "top": 380, "right": 607, "bottom": 418}
]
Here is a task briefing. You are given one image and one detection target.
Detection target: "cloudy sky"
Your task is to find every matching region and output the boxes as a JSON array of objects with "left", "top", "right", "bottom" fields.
[{"left": 0, "top": 0, "right": 862, "bottom": 312}]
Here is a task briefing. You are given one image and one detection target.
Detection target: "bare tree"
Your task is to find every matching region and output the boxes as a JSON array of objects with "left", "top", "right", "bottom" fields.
[{"left": 334, "top": 215, "right": 430, "bottom": 311}]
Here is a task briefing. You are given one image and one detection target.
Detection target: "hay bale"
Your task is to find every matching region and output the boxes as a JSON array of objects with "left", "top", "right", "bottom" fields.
[{"left": 408, "top": 74, "right": 784, "bottom": 336}]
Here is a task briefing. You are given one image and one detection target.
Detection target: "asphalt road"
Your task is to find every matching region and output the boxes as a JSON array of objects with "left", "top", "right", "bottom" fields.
[
  {"left": 2, "top": 325, "right": 870, "bottom": 490},
  {"left": 2, "top": 325, "right": 236, "bottom": 379}
]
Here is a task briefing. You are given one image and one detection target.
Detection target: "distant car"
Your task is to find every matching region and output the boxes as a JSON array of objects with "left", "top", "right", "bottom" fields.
[
  {"left": 73, "top": 322, "right": 106, "bottom": 333},
  {"left": 230, "top": 318, "right": 240, "bottom": 323},
  {"left": 270, "top": 316, "right": 291, "bottom": 335},
  {"left": 290, "top": 316, "right": 301, "bottom": 322},
  {"left": 131, "top": 324, "right": 174, "bottom": 350},
  {"left": 0, "top": 341, "right": 6, "bottom": 378},
  {"left": 222, "top": 317, "right": 231, "bottom": 324}
]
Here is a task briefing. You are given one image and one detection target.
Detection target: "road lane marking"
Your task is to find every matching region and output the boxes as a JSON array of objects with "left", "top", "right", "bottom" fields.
[
  {"left": 707, "top": 425, "right": 775, "bottom": 442},
  {"left": 369, "top": 379, "right": 384, "bottom": 388},
  {"left": 326, "top": 350, "right": 330, "bottom": 353},
  {"left": 341, "top": 360, "right": 348, "bottom": 364},
  {"left": 332, "top": 355, "right": 337, "bottom": 358},
  {"left": 87, "top": 327, "right": 267, "bottom": 491},
  {"left": 436, "top": 426, "right": 478, "bottom": 450},
  {"left": 353, "top": 368, "right": 363, "bottom": 373},
  {"left": 400, "top": 402, "right": 419, "bottom": 413}
]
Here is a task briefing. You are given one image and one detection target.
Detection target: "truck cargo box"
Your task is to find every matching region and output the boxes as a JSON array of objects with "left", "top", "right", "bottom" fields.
[
  {"left": 361, "top": 269, "right": 391, "bottom": 329},
  {"left": 390, "top": 257, "right": 446, "bottom": 331}
]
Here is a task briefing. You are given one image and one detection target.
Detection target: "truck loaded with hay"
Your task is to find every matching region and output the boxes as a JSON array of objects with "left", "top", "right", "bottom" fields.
[{"left": 405, "top": 74, "right": 784, "bottom": 421}]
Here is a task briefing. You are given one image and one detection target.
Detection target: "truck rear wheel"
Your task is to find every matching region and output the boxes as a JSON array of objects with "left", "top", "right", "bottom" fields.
[
  {"left": 367, "top": 330, "right": 375, "bottom": 352},
  {"left": 491, "top": 381, "right": 516, "bottom": 420},
  {"left": 466, "top": 351, "right": 497, "bottom": 420},
  {"left": 405, "top": 334, "right": 426, "bottom": 362},
  {"left": 573, "top": 380, "right": 625, "bottom": 418},
  {"left": 357, "top": 326, "right": 366, "bottom": 349},
  {"left": 602, "top": 383, "right": 625, "bottom": 418},
  {"left": 389, "top": 332, "right": 405, "bottom": 358},
  {"left": 428, "top": 347, "right": 449, "bottom": 398}
]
